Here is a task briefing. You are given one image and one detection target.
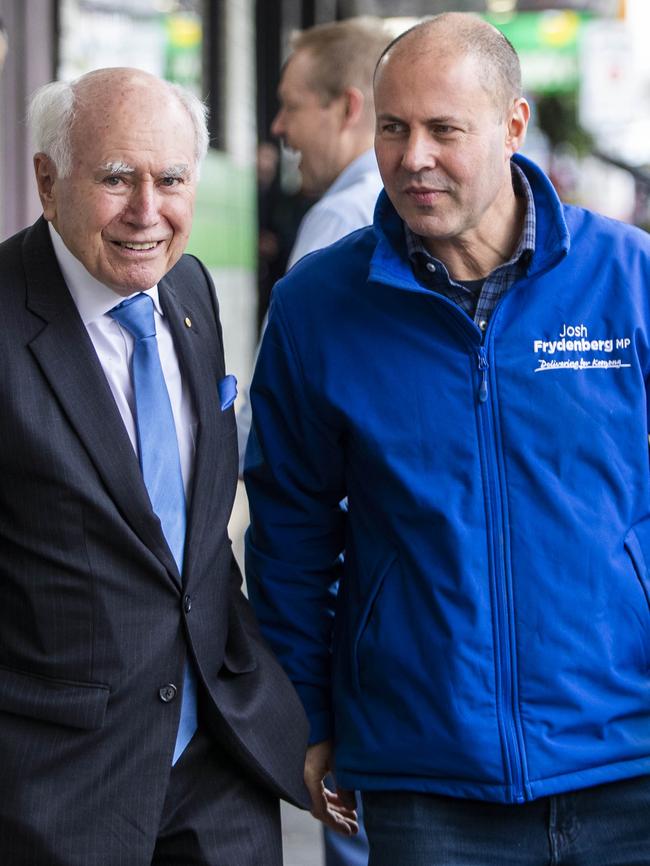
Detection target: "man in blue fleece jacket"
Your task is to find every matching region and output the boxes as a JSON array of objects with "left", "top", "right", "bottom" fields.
[{"left": 245, "top": 12, "right": 650, "bottom": 865}]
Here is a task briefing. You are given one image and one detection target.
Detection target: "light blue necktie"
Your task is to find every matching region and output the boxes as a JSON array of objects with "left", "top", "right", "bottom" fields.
[{"left": 110, "top": 292, "right": 197, "bottom": 765}]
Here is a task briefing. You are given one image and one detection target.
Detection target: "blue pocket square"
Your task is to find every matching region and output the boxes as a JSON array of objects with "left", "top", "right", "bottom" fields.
[{"left": 218, "top": 374, "right": 238, "bottom": 411}]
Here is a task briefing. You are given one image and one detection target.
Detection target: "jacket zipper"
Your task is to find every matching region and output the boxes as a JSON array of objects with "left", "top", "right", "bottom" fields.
[
  {"left": 477, "top": 347, "right": 489, "bottom": 402},
  {"left": 417, "top": 290, "right": 529, "bottom": 801},
  {"left": 476, "top": 343, "right": 527, "bottom": 803}
]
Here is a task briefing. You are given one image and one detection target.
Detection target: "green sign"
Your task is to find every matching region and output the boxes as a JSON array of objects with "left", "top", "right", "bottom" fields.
[
  {"left": 485, "top": 10, "right": 591, "bottom": 93},
  {"left": 164, "top": 12, "right": 202, "bottom": 94}
]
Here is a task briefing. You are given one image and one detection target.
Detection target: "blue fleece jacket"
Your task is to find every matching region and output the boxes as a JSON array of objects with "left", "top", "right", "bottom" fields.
[{"left": 245, "top": 154, "right": 650, "bottom": 804}]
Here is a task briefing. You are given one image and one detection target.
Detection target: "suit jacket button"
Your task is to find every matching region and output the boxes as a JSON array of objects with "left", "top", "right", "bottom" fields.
[
  {"left": 159, "top": 684, "right": 177, "bottom": 703},
  {"left": 183, "top": 594, "right": 192, "bottom": 613}
]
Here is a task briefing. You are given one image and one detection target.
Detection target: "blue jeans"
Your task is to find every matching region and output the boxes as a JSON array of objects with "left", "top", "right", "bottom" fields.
[{"left": 362, "top": 775, "right": 650, "bottom": 866}]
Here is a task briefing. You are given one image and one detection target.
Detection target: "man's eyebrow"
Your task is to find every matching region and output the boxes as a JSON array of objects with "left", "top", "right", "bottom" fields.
[
  {"left": 376, "top": 113, "right": 404, "bottom": 123},
  {"left": 160, "top": 164, "right": 191, "bottom": 178},
  {"left": 95, "top": 162, "right": 192, "bottom": 178},
  {"left": 377, "top": 113, "right": 458, "bottom": 125},
  {"left": 97, "top": 161, "right": 135, "bottom": 174},
  {"left": 425, "top": 115, "right": 459, "bottom": 125}
]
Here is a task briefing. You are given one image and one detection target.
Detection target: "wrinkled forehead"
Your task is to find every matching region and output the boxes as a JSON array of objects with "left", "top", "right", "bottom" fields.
[
  {"left": 70, "top": 79, "right": 193, "bottom": 164},
  {"left": 75, "top": 74, "right": 178, "bottom": 126}
]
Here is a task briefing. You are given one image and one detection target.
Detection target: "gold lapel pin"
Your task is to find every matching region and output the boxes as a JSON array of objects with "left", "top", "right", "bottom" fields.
[{"left": 184, "top": 316, "right": 192, "bottom": 328}]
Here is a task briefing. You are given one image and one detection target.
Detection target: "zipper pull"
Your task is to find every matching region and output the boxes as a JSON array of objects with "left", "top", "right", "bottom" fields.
[{"left": 477, "top": 348, "right": 489, "bottom": 403}]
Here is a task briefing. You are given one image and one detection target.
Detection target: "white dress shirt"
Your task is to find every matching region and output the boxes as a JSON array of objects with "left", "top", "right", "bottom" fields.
[
  {"left": 237, "top": 148, "right": 383, "bottom": 470},
  {"left": 48, "top": 222, "right": 197, "bottom": 500},
  {"left": 286, "top": 148, "right": 383, "bottom": 270}
]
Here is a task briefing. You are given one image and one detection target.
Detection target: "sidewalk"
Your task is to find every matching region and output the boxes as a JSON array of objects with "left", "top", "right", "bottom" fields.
[{"left": 282, "top": 803, "right": 323, "bottom": 866}]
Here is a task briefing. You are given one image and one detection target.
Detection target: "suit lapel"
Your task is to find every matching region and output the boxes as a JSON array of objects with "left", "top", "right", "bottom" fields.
[
  {"left": 23, "top": 219, "right": 181, "bottom": 586},
  {"left": 159, "top": 268, "right": 235, "bottom": 586}
]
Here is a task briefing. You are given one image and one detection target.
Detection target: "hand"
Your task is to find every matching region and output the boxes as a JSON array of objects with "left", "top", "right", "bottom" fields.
[{"left": 304, "top": 740, "right": 359, "bottom": 836}]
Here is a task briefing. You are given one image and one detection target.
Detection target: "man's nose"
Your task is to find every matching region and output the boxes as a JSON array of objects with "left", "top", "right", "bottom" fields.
[
  {"left": 401, "top": 131, "right": 436, "bottom": 174},
  {"left": 270, "top": 108, "right": 285, "bottom": 139},
  {"left": 125, "top": 183, "right": 159, "bottom": 226}
]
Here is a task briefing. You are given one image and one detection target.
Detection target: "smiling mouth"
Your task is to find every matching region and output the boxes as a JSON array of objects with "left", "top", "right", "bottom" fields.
[{"left": 112, "top": 240, "right": 162, "bottom": 251}]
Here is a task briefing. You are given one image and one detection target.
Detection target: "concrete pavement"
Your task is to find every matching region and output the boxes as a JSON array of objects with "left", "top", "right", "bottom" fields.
[{"left": 282, "top": 802, "right": 324, "bottom": 866}]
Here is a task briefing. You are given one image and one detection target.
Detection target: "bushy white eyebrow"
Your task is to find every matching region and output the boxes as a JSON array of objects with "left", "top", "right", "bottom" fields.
[
  {"left": 96, "top": 162, "right": 191, "bottom": 179},
  {"left": 98, "top": 161, "right": 135, "bottom": 174},
  {"left": 162, "top": 164, "right": 191, "bottom": 178}
]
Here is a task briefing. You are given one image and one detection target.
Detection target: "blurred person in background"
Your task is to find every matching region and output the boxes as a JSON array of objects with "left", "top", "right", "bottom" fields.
[
  {"left": 270, "top": 17, "right": 390, "bottom": 271},
  {"left": 256, "top": 140, "right": 312, "bottom": 334},
  {"left": 246, "top": 12, "right": 650, "bottom": 866},
  {"left": 238, "top": 18, "right": 390, "bottom": 487},
  {"left": 0, "top": 66, "right": 308, "bottom": 866}
]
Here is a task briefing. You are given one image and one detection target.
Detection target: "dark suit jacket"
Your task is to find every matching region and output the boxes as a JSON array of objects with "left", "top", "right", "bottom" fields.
[{"left": 0, "top": 218, "right": 309, "bottom": 863}]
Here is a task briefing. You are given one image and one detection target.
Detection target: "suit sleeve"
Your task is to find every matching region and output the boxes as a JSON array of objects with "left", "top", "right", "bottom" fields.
[{"left": 244, "top": 291, "right": 345, "bottom": 744}]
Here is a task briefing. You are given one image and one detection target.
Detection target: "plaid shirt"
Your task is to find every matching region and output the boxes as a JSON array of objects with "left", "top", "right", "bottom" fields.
[{"left": 405, "top": 162, "right": 536, "bottom": 333}]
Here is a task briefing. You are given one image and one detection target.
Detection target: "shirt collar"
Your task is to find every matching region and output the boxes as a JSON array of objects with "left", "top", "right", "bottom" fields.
[
  {"left": 404, "top": 160, "right": 536, "bottom": 276},
  {"left": 48, "top": 221, "right": 162, "bottom": 325},
  {"left": 324, "top": 148, "right": 379, "bottom": 199}
]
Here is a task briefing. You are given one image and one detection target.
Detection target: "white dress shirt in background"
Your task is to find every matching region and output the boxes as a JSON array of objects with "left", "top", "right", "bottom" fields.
[
  {"left": 237, "top": 148, "right": 383, "bottom": 470},
  {"left": 287, "top": 148, "right": 383, "bottom": 270}
]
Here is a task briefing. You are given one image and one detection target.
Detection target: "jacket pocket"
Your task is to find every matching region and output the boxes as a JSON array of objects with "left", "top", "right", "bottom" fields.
[
  {"left": 0, "top": 665, "right": 109, "bottom": 730},
  {"left": 624, "top": 515, "right": 650, "bottom": 612},
  {"left": 352, "top": 549, "right": 398, "bottom": 693}
]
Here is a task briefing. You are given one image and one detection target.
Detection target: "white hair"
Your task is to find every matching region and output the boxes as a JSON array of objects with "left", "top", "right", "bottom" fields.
[{"left": 27, "top": 74, "right": 210, "bottom": 179}]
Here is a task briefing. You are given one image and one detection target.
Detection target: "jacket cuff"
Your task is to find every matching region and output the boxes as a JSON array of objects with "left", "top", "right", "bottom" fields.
[
  {"left": 307, "top": 708, "right": 334, "bottom": 745},
  {"left": 295, "top": 683, "right": 333, "bottom": 744}
]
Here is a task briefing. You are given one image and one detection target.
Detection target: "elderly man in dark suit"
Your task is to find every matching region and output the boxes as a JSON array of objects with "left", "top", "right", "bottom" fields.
[{"left": 0, "top": 66, "right": 308, "bottom": 866}]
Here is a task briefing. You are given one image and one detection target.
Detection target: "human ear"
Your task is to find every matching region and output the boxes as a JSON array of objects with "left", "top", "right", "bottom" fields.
[
  {"left": 341, "top": 86, "right": 365, "bottom": 129},
  {"left": 505, "top": 97, "right": 530, "bottom": 155},
  {"left": 33, "top": 153, "right": 59, "bottom": 221}
]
